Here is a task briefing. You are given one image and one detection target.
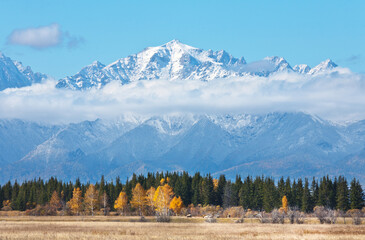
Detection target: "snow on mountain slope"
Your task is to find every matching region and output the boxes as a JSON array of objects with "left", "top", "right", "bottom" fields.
[
  {"left": 309, "top": 59, "right": 338, "bottom": 75},
  {"left": 56, "top": 40, "right": 247, "bottom": 90},
  {"left": 58, "top": 40, "right": 343, "bottom": 90},
  {"left": 2, "top": 112, "right": 365, "bottom": 183},
  {"left": 293, "top": 64, "right": 311, "bottom": 74},
  {"left": 0, "top": 52, "right": 48, "bottom": 91}
]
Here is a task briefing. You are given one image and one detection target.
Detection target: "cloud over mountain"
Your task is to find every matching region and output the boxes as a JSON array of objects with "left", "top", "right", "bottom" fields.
[
  {"left": 0, "top": 69, "right": 364, "bottom": 123},
  {"left": 0, "top": 40, "right": 365, "bottom": 123}
]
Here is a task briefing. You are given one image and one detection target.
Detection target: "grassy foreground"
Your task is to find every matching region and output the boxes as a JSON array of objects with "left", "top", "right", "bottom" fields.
[{"left": 0, "top": 216, "right": 364, "bottom": 240}]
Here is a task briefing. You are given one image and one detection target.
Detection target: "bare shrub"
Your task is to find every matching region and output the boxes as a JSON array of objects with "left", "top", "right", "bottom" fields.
[
  {"left": 222, "top": 206, "right": 245, "bottom": 218},
  {"left": 337, "top": 210, "right": 347, "bottom": 224},
  {"left": 287, "top": 208, "right": 306, "bottom": 224},
  {"left": 314, "top": 206, "right": 337, "bottom": 224},
  {"left": 348, "top": 209, "right": 362, "bottom": 225},
  {"left": 25, "top": 204, "right": 56, "bottom": 216},
  {"left": 1, "top": 206, "right": 12, "bottom": 211},
  {"left": 156, "top": 214, "right": 171, "bottom": 222},
  {"left": 204, "top": 216, "right": 217, "bottom": 223},
  {"left": 271, "top": 209, "right": 285, "bottom": 224},
  {"left": 257, "top": 211, "right": 270, "bottom": 224}
]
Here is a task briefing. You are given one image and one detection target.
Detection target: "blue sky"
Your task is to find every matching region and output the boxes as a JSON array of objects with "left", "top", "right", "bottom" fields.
[{"left": 1, "top": 0, "right": 364, "bottom": 78}]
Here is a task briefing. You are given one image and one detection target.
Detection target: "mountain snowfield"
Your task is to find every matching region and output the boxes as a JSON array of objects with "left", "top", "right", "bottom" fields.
[
  {"left": 55, "top": 40, "right": 339, "bottom": 90},
  {"left": 0, "top": 40, "right": 365, "bottom": 183}
]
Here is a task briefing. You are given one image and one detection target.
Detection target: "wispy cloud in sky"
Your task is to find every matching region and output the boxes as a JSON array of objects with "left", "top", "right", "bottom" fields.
[
  {"left": 7, "top": 24, "right": 84, "bottom": 50},
  {"left": 0, "top": 68, "right": 365, "bottom": 124}
]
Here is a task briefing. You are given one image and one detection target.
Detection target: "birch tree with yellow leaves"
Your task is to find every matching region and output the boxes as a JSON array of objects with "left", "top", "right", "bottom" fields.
[
  {"left": 170, "top": 196, "right": 183, "bottom": 215},
  {"left": 84, "top": 184, "right": 99, "bottom": 216},
  {"left": 130, "top": 183, "right": 147, "bottom": 216},
  {"left": 153, "top": 180, "right": 174, "bottom": 217},
  {"left": 114, "top": 191, "right": 128, "bottom": 215},
  {"left": 146, "top": 186, "right": 156, "bottom": 214}
]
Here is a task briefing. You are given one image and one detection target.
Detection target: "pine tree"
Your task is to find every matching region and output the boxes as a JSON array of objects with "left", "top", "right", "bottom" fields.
[
  {"left": 336, "top": 176, "right": 349, "bottom": 211},
  {"left": 191, "top": 173, "right": 202, "bottom": 205},
  {"left": 223, "top": 181, "right": 233, "bottom": 209},
  {"left": 239, "top": 176, "right": 253, "bottom": 210},
  {"left": 311, "top": 178, "right": 319, "bottom": 207},
  {"left": 296, "top": 178, "right": 304, "bottom": 210},
  {"left": 301, "top": 178, "right": 312, "bottom": 213},
  {"left": 201, "top": 174, "right": 214, "bottom": 205},
  {"left": 179, "top": 172, "right": 192, "bottom": 206},
  {"left": 263, "top": 177, "right": 278, "bottom": 212},
  {"left": 350, "top": 178, "right": 364, "bottom": 209},
  {"left": 216, "top": 175, "right": 226, "bottom": 207},
  {"left": 0, "top": 186, "right": 3, "bottom": 209}
]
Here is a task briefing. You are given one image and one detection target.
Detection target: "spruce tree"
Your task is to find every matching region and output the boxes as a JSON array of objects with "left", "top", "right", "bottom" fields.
[
  {"left": 201, "top": 174, "right": 214, "bottom": 205},
  {"left": 191, "top": 173, "right": 202, "bottom": 205},
  {"left": 336, "top": 176, "right": 349, "bottom": 211},
  {"left": 216, "top": 175, "right": 226, "bottom": 207},
  {"left": 301, "top": 178, "right": 312, "bottom": 213},
  {"left": 239, "top": 176, "right": 253, "bottom": 209},
  {"left": 350, "top": 178, "right": 364, "bottom": 209}
]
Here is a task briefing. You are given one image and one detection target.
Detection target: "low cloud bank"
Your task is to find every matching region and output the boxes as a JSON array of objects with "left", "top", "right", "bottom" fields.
[{"left": 1, "top": 70, "right": 365, "bottom": 124}]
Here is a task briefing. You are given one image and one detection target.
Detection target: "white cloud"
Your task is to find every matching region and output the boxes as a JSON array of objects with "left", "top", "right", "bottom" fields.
[
  {"left": 7, "top": 24, "right": 61, "bottom": 49},
  {"left": 7, "top": 24, "right": 84, "bottom": 49},
  {"left": 0, "top": 70, "right": 365, "bottom": 124}
]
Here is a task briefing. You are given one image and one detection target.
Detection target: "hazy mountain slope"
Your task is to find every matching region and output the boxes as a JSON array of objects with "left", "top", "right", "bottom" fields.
[
  {"left": 2, "top": 112, "right": 365, "bottom": 183},
  {"left": 0, "top": 119, "right": 59, "bottom": 166}
]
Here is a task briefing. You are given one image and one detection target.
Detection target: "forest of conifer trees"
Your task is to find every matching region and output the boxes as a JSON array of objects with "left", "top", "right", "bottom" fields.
[{"left": 0, "top": 172, "right": 364, "bottom": 215}]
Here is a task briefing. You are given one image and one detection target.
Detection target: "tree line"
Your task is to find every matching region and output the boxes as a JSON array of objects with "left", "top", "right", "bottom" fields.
[{"left": 0, "top": 172, "right": 364, "bottom": 214}]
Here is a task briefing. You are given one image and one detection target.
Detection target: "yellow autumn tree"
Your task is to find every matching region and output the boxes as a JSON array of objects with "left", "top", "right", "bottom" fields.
[
  {"left": 146, "top": 186, "right": 156, "bottom": 214},
  {"left": 170, "top": 196, "right": 183, "bottom": 215},
  {"left": 130, "top": 183, "right": 147, "bottom": 216},
  {"left": 49, "top": 191, "right": 62, "bottom": 211},
  {"left": 67, "top": 188, "right": 83, "bottom": 215},
  {"left": 282, "top": 195, "right": 288, "bottom": 213},
  {"left": 114, "top": 191, "right": 128, "bottom": 215},
  {"left": 153, "top": 183, "right": 174, "bottom": 216},
  {"left": 84, "top": 184, "right": 99, "bottom": 216},
  {"left": 213, "top": 179, "right": 219, "bottom": 190},
  {"left": 160, "top": 178, "right": 165, "bottom": 185}
]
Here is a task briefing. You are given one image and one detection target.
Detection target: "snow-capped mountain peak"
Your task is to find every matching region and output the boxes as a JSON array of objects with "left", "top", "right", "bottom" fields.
[
  {"left": 293, "top": 64, "right": 311, "bottom": 74},
  {"left": 309, "top": 59, "right": 338, "bottom": 75},
  {"left": 57, "top": 40, "right": 248, "bottom": 90},
  {"left": 0, "top": 52, "right": 47, "bottom": 90}
]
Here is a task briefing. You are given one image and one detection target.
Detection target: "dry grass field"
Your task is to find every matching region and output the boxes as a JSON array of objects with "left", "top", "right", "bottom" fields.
[{"left": 0, "top": 216, "right": 364, "bottom": 240}]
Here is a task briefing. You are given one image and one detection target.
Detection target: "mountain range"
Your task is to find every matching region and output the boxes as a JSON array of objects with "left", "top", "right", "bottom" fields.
[
  {"left": 0, "top": 40, "right": 338, "bottom": 91},
  {"left": 55, "top": 40, "right": 338, "bottom": 90},
  {"left": 0, "top": 40, "right": 364, "bottom": 184},
  {"left": 0, "top": 113, "right": 365, "bottom": 184}
]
